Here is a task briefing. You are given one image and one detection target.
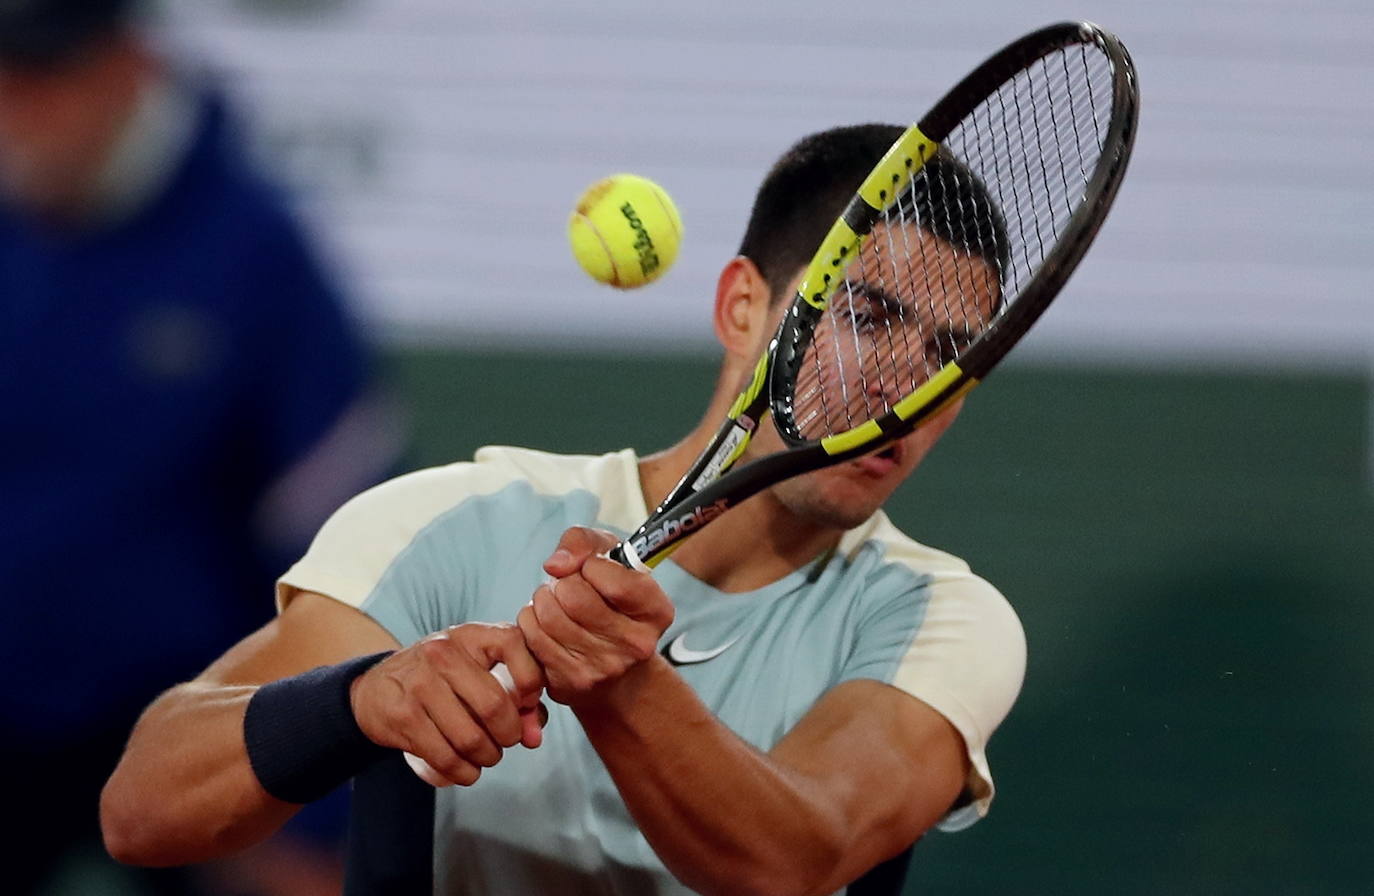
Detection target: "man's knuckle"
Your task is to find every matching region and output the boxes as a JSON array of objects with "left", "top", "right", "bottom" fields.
[
  {"left": 453, "top": 730, "right": 486, "bottom": 756},
  {"left": 470, "top": 690, "right": 505, "bottom": 722},
  {"left": 555, "top": 584, "right": 591, "bottom": 617},
  {"left": 416, "top": 638, "right": 452, "bottom": 665},
  {"left": 473, "top": 746, "right": 504, "bottom": 768},
  {"left": 387, "top": 701, "right": 422, "bottom": 730},
  {"left": 629, "top": 635, "right": 657, "bottom": 662}
]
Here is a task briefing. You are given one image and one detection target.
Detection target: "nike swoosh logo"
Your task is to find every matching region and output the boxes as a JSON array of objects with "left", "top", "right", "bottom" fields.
[{"left": 662, "top": 632, "right": 741, "bottom": 666}]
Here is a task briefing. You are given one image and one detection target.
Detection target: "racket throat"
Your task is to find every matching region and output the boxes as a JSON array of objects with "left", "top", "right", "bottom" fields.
[{"left": 693, "top": 418, "right": 755, "bottom": 491}]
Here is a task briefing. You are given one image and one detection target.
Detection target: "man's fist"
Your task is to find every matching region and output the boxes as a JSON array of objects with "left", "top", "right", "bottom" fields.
[
  {"left": 517, "top": 527, "right": 675, "bottom": 706},
  {"left": 350, "top": 622, "right": 545, "bottom": 786}
]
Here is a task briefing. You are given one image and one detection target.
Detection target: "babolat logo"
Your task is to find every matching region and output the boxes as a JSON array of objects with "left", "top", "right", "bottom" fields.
[
  {"left": 631, "top": 500, "right": 731, "bottom": 555},
  {"left": 620, "top": 202, "right": 661, "bottom": 277}
]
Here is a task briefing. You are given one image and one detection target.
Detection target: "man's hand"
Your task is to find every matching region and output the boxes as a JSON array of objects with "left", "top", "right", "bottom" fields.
[
  {"left": 349, "top": 622, "right": 545, "bottom": 786},
  {"left": 517, "top": 527, "right": 675, "bottom": 706}
]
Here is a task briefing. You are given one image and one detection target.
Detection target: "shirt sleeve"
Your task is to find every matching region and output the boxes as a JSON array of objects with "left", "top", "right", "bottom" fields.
[
  {"left": 841, "top": 568, "right": 1026, "bottom": 831},
  {"left": 276, "top": 457, "right": 542, "bottom": 647},
  {"left": 275, "top": 466, "right": 484, "bottom": 646}
]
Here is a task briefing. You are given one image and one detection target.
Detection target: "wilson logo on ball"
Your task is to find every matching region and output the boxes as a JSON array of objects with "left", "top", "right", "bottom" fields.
[{"left": 619, "top": 202, "right": 661, "bottom": 277}]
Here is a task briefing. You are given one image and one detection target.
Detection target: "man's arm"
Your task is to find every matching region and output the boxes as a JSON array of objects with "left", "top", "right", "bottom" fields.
[
  {"left": 519, "top": 528, "right": 969, "bottom": 896},
  {"left": 579, "top": 661, "right": 967, "bottom": 896},
  {"left": 101, "top": 592, "right": 543, "bottom": 867}
]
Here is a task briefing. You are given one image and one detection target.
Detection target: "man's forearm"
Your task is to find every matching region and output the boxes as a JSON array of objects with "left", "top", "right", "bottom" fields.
[
  {"left": 100, "top": 682, "right": 298, "bottom": 866},
  {"left": 572, "top": 655, "right": 852, "bottom": 896}
]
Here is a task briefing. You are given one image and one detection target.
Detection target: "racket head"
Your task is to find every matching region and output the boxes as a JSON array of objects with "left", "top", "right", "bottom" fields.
[
  {"left": 767, "top": 21, "right": 1138, "bottom": 460},
  {"left": 617, "top": 21, "right": 1138, "bottom": 568}
]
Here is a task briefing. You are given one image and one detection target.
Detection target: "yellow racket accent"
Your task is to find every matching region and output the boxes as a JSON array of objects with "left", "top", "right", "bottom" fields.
[
  {"left": 819, "top": 419, "right": 884, "bottom": 456},
  {"left": 794, "top": 125, "right": 940, "bottom": 312},
  {"left": 795, "top": 218, "right": 861, "bottom": 310},
  {"left": 644, "top": 539, "right": 685, "bottom": 569},
  {"left": 891, "top": 363, "right": 966, "bottom": 420},
  {"left": 818, "top": 362, "right": 968, "bottom": 457},
  {"left": 858, "top": 125, "right": 938, "bottom": 209},
  {"left": 719, "top": 428, "right": 752, "bottom": 470},
  {"left": 727, "top": 353, "right": 770, "bottom": 419},
  {"left": 933, "top": 377, "right": 980, "bottom": 414}
]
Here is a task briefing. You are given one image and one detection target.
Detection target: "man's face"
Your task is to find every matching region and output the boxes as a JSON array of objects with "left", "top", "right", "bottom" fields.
[
  {"left": 751, "top": 222, "right": 1001, "bottom": 530},
  {"left": 0, "top": 51, "right": 122, "bottom": 215}
]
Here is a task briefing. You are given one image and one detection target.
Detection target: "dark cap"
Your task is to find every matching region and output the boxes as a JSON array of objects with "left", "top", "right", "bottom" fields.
[{"left": 0, "top": 0, "right": 136, "bottom": 67}]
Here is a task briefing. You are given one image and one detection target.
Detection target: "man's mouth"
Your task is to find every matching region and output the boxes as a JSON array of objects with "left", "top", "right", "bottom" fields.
[{"left": 853, "top": 442, "right": 902, "bottom": 477}]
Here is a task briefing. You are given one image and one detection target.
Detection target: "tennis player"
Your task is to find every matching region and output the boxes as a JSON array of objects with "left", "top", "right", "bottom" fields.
[{"left": 102, "top": 124, "right": 1026, "bottom": 895}]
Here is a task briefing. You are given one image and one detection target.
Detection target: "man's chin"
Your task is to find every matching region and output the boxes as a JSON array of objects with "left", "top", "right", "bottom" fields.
[{"left": 774, "top": 485, "right": 882, "bottom": 533}]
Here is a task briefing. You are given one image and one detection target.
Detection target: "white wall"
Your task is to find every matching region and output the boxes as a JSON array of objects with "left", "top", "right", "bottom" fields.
[{"left": 160, "top": 0, "right": 1374, "bottom": 369}]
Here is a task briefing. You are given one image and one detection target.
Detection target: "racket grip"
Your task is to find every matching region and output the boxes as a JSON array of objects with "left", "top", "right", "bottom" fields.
[{"left": 403, "top": 663, "right": 516, "bottom": 787}]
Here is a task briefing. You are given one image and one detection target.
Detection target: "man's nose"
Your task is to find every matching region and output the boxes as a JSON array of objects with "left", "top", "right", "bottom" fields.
[{"left": 862, "top": 369, "right": 910, "bottom": 411}]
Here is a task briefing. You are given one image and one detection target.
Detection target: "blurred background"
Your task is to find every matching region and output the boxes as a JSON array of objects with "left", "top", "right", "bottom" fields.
[{"left": 11, "top": 0, "right": 1371, "bottom": 892}]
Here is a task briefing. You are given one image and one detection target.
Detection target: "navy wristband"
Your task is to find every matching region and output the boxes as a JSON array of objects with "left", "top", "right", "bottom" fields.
[{"left": 244, "top": 651, "right": 394, "bottom": 804}]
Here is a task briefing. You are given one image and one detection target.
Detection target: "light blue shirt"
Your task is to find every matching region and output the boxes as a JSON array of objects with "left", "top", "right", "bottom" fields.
[{"left": 280, "top": 446, "right": 1025, "bottom": 894}]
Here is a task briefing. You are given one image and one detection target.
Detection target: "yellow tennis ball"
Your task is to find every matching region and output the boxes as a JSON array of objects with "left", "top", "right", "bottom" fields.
[{"left": 568, "top": 174, "right": 682, "bottom": 288}]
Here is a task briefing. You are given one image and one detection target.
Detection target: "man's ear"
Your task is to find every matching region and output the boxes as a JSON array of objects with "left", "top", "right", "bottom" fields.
[{"left": 712, "top": 256, "right": 774, "bottom": 358}]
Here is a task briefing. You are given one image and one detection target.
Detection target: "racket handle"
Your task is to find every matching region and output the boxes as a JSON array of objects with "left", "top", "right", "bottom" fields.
[
  {"left": 607, "top": 540, "right": 651, "bottom": 572},
  {"left": 403, "top": 663, "right": 516, "bottom": 787}
]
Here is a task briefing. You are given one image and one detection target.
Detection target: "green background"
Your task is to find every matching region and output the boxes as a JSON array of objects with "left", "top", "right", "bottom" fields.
[{"left": 391, "top": 347, "right": 1373, "bottom": 895}]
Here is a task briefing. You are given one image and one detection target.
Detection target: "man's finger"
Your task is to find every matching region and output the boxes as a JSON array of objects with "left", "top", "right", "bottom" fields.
[
  {"left": 402, "top": 718, "right": 482, "bottom": 788},
  {"left": 544, "top": 526, "right": 617, "bottom": 577},
  {"left": 580, "top": 554, "right": 675, "bottom": 627},
  {"left": 518, "top": 705, "right": 546, "bottom": 749},
  {"left": 477, "top": 631, "right": 545, "bottom": 709}
]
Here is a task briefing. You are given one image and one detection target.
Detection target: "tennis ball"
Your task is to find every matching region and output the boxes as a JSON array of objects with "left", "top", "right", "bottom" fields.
[{"left": 568, "top": 174, "right": 682, "bottom": 288}]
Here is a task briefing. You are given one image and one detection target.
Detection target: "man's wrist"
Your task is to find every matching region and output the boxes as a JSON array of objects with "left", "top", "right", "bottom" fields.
[
  {"left": 571, "top": 652, "right": 672, "bottom": 723},
  {"left": 243, "top": 651, "right": 394, "bottom": 804}
]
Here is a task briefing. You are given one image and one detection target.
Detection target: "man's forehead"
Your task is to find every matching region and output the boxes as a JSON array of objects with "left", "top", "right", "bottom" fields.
[
  {"left": 848, "top": 223, "right": 1000, "bottom": 305},
  {"left": 776, "top": 220, "right": 1000, "bottom": 316},
  {"left": 863, "top": 219, "right": 977, "bottom": 263}
]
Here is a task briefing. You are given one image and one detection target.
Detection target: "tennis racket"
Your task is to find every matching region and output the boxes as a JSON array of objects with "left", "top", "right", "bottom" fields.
[
  {"left": 410, "top": 20, "right": 1136, "bottom": 785},
  {"left": 611, "top": 20, "right": 1138, "bottom": 570}
]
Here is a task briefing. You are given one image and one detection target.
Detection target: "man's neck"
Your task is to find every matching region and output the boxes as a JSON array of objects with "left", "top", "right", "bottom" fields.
[{"left": 636, "top": 435, "right": 844, "bottom": 594}]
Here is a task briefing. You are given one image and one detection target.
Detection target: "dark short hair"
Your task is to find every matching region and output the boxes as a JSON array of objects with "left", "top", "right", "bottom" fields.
[
  {"left": 737, "top": 123, "right": 1009, "bottom": 301},
  {"left": 0, "top": 0, "right": 136, "bottom": 68}
]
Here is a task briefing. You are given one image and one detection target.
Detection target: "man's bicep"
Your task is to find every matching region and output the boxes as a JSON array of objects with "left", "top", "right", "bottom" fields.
[
  {"left": 199, "top": 591, "right": 401, "bottom": 687},
  {"left": 769, "top": 679, "right": 969, "bottom": 883}
]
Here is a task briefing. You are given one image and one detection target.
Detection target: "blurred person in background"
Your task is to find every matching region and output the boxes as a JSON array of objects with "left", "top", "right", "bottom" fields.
[{"left": 0, "top": 0, "right": 400, "bottom": 892}]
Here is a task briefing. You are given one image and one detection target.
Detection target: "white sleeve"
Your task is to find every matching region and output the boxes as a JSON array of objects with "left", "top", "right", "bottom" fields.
[
  {"left": 891, "top": 572, "right": 1026, "bottom": 831},
  {"left": 275, "top": 461, "right": 520, "bottom": 613}
]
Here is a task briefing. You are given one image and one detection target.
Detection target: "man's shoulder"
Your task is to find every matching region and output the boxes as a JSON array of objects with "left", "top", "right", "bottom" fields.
[
  {"left": 470, "top": 445, "right": 638, "bottom": 494},
  {"left": 333, "top": 446, "right": 639, "bottom": 529},
  {"left": 277, "top": 446, "right": 640, "bottom": 612},
  {"left": 838, "top": 512, "right": 975, "bottom": 578},
  {"left": 836, "top": 512, "right": 1017, "bottom": 624}
]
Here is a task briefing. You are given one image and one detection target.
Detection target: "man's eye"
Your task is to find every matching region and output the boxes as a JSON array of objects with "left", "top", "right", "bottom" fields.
[{"left": 839, "top": 306, "right": 880, "bottom": 332}]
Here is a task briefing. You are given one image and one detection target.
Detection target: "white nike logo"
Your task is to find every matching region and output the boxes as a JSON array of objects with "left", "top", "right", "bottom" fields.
[{"left": 662, "top": 632, "right": 741, "bottom": 666}]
